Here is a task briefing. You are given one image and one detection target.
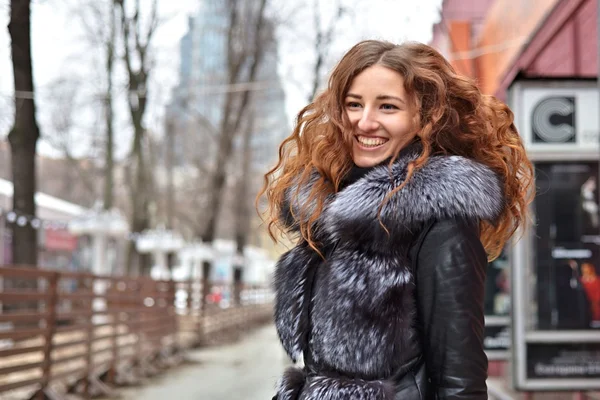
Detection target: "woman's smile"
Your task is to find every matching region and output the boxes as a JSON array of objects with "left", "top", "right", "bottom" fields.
[{"left": 355, "top": 134, "right": 389, "bottom": 150}]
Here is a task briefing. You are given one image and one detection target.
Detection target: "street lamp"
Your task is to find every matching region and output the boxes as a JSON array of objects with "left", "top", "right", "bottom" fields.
[{"left": 135, "top": 225, "right": 185, "bottom": 280}]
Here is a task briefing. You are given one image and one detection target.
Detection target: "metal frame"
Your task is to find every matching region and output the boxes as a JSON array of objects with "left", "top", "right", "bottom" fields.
[{"left": 509, "top": 79, "right": 600, "bottom": 391}]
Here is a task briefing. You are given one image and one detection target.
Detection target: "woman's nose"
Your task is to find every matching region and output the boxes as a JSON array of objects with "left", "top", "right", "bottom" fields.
[{"left": 357, "top": 109, "right": 379, "bottom": 132}]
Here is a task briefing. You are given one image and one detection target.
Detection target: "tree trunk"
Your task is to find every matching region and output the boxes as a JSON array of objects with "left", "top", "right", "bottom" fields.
[
  {"left": 125, "top": 123, "right": 151, "bottom": 276},
  {"left": 200, "top": 0, "right": 268, "bottom": 244},
  {"left": 103, "top": 3, "right": 116, "bottom": 210},
  {"left": 232, "top": 110, "right": 254, "bottom": 305},
  {"left": 165, "top": 117, "right": 176, "bottom": 273},
  {"left": 7, "top": 0, "right": 39, "bottom": 267},
  {"left": 199, "top": 0, "right": 268, "bottom": 308},
  {"left": 165, "top": 117, "right": 175, "bottom": 229},
  {"left": 308, "top": 0, "right": 344, "bottom": 102},
  {"left": 115, "top": 0, "right": 157, "bottom": 276}
]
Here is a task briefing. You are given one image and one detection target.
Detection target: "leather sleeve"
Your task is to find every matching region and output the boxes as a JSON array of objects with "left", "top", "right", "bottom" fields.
[{"left": 414, "top": 218, "right": 489, "bottom": 399}]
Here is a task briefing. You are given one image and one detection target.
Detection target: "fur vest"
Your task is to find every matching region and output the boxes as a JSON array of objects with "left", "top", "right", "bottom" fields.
[{"left": 273, "top": 145, "right": 504, "bottom": 400}]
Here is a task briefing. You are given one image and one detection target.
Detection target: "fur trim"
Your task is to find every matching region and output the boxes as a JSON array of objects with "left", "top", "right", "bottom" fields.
[
  {"left": 276, "top": 367, "right": 306, "bottom": 400},
  {"left": 302, "top": 375, "right": 396, "bottom": 400},
  {"left": 284, "top": 148, "right": 504, "bottom": 245},
  {"left": 308, "top": 249, "right": 416, "bottom": 377},
  {"left": 275, "top": 367, "right": 396, "bottom": 400},
  {"left": 323, "top": 152, "right": 504, "bottom": 244},
  {"left": 273, "top": 244, "right": 320, "bottom": 361},
  {"left": 281, "top": 173, "right": 335, "bottom": 235}
]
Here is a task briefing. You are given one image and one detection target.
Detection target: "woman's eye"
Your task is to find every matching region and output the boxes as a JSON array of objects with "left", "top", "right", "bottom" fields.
[
  {"left": 346, "top": 102, "right": 362, "bottom": 108},
  {"left": 381, "top": 104, "right": 399, "bottom": 110}
]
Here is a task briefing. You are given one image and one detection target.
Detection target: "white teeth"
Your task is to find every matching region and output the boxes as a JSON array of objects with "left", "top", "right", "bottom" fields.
[{"left": 357, "top": 136, "right": 387, "bottom": 147}]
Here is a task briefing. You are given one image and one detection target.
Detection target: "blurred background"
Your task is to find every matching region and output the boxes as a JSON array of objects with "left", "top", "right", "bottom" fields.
[{"left": 0, "top": 0, "right": 599, "bottom": 399}]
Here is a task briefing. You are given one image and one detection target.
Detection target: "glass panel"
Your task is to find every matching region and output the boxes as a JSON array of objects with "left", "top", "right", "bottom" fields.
[{"left": 533, "top": 162, "right": 600, "bottom": 330}]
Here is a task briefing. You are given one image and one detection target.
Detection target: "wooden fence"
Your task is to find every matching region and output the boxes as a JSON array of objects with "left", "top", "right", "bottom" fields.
[{"left": 0, "top": 266, "right": 273, "bottom": 400}]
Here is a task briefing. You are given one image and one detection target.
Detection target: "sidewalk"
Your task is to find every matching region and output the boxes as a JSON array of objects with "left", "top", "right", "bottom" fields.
[{"left": 103, "top": 324, "right": 289, "bottom": 400}]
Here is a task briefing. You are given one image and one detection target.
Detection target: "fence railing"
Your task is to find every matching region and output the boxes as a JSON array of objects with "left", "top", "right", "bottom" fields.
[{"left": 0, "top": 266, "right": 273, "bottom": 400}]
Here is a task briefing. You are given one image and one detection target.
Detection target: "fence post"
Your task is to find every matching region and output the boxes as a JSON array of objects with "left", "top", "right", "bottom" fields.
[
  {"left": 83, "top": 275, "right": 95, "bottom": 399},
  {"left": 135, "top": 279, "right": 145, "bottom": 377},
  {"left": 195, "top": 278, "right": 205, "bottom": 345},
  {"left": 39, "top": 272, "right": 59, "bottom": 398},
  {"left": 168, "top": 279, "right": 179, "bottom": 359},
  {"left": 108, "top": 278, "right": 118, "bottom": 385}
]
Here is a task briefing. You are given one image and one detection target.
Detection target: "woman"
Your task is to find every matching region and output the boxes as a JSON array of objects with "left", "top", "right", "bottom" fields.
[{"left": 259, "top": 40, "right": 533, "bottom": 399}]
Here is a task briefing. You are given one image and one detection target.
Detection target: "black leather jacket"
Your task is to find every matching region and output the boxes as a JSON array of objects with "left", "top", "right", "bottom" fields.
[{"left": 404, "top": 218, "right": 489, "bottom": 399}]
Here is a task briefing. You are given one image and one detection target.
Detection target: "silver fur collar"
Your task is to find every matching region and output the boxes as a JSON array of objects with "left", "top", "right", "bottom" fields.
[{"left": 286, "top": 146, "right": 505, "bottom": 242}]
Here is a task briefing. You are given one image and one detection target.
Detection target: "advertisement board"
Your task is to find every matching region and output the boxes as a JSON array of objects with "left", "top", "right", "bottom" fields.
[{"left": 509, "top": 80, "right": 600, "bottom": 391}]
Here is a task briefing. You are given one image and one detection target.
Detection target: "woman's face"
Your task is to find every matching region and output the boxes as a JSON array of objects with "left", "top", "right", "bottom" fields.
[{"left": 345, "top": 65, "right": 418, "bottom": 168}]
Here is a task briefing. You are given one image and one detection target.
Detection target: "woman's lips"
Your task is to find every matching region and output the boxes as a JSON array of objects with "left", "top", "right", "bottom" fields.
[{"left": 355, "top": 135, "right": 388, "bottom": 150}]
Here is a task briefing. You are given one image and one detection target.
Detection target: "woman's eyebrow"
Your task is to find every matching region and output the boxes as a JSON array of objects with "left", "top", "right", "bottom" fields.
[{"left": 345, "top": 93, "right": 405, "bottom": 105}]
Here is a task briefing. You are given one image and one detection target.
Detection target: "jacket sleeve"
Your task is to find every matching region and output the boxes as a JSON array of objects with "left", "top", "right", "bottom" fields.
[{"left": 414, "top": 218, "right": 489, "bottom": 399}]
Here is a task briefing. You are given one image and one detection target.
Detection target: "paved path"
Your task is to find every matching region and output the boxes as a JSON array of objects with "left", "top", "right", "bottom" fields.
[{"left": 109, "top": 324, "right": 289, "bottom": 400}]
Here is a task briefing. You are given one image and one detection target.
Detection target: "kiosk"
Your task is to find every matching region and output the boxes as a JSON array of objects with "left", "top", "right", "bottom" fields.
[{"left": 509, "top": 79, "right": 600, "bottom": 391}]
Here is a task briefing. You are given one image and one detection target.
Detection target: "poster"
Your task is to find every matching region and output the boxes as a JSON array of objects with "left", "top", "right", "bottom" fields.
[
  {"left": 527, "top": 343, "right": 600, "bottom": 379},
  {"left": 534, "top": 162, "right": 600, "bottom": 330},
  {"left": 483, "top": 324, "right": 510, "bottom": 353}
]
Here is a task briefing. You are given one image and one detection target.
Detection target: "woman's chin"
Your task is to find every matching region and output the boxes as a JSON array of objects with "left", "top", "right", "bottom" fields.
[{"left": 352, "top": 154, "right": 387, "bottom": 168}]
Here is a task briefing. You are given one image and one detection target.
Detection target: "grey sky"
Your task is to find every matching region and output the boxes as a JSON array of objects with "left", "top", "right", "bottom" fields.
[{"left": 0, "top": 0, "right": 441, "bottom": 157}]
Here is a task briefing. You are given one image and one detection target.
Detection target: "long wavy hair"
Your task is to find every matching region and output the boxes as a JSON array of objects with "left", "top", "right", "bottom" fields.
[{"left": 257, "top": 40, "right": 534, "bottom": 260}]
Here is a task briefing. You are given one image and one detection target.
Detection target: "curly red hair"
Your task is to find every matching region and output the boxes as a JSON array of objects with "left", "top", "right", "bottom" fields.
[{"left": 257, "top": 40, "right": 533, "bottom": 260}]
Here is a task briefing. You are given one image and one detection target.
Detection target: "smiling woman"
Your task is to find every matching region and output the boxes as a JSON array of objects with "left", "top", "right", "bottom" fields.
[
  {"left": 258, "top": 40, "right": 534, "bottom": 400},
  {"left": 344, "top": 65, "right": 417, "bottom": 167}
]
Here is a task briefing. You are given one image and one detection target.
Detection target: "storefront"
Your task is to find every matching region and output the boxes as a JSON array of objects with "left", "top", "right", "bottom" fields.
[
  {"left": 509, "top": 80, "right": 600, "bottom": 391},
  {"left": 0, "top": 178, "right": 89, "bottom": 270}
]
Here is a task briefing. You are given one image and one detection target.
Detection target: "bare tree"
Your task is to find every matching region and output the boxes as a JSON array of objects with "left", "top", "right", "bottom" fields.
[
  {"left": 41, "top": 77, "right": 100, "bottom": 203},
  {"left": 232, "top": 107, "right": 255, "bottom": 303},
  {"left": 104, "top": 1, "right": 117, "bottom": 210},
  {"left": 186, "top": 0, "right": 269, "bottom": 304},
  {"left": 307, "top": 0, "right": 346, "bottom": 102},
  {"left": 114, "top": 0, "right": 159, "bottom": 276},
  {"left": 164, "top": 115, "right": 175, "bottom": 230},
  {"left": 274, "top": 0, "right": 352, "bottom": 103},
  {"left": 7, "top": 0, "right": 39, "bottom": 266},
  {"left": 52, "top": 0, "right": 119, "bottom": 209},
  {"left": 200, "top": 0, "right": 269, "bottom": 244}
]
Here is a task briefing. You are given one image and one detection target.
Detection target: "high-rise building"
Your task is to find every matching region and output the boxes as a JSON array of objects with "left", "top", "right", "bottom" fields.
[{"left": 168, "top": 0, "right": 288, "bottom": 171}]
